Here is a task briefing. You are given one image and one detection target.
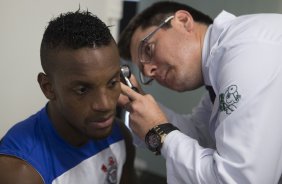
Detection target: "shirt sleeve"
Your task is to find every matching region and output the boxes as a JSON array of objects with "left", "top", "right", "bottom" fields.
[{"left": 159, "top": 93, "right": 215, "bottom": 148}]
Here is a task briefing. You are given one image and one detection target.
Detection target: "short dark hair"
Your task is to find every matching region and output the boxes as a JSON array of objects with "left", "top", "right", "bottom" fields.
[
  {"left": 40, "top": 10, "right": 113, "bottom": 74},
  {"left": 118, "top": 1, "right": 213, "bottom": 61}
]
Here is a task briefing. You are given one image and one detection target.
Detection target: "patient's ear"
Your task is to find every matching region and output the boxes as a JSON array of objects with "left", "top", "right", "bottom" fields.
[{"left": 37, "top": 72, "right": 55, "bottom": 100}]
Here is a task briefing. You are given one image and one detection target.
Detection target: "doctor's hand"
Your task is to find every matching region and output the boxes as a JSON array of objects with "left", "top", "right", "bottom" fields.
[
  {"left": 118, "top": 74, "right": 144, "bottom": 106},
  {"left": 118, "top": 83, "right": 168, "bottom": 140}
]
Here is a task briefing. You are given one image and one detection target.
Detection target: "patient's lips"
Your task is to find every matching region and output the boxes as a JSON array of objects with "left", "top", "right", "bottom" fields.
[{"left": 87, "top": 116, "right": 114, "bottom": 129}]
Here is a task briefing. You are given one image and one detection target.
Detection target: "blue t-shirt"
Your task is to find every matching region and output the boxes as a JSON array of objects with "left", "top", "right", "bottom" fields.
[{"left": 0, "top": 106, "right": 126, "bottom": 184}]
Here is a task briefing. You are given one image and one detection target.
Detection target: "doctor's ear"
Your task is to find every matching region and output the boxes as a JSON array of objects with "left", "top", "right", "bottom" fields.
[
  {"left": 174, "top": 10, "right": 194, "bottom": 31},
  {"left": 37, "top": 72, "right": 55, "bottom": 100}
]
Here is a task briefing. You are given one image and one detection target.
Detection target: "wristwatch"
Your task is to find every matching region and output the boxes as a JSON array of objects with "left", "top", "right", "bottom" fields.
[{"left": 145, "top": 123, "right": 179, "bottom": 155}]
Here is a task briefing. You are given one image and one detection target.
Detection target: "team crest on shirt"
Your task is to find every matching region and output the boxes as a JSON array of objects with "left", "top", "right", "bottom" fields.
[
  {"left": 101, "top": 156, "right": 118, "bottom": 184},
  {"left": 219, "top": 85, "right": 241, "bottom": 114}
]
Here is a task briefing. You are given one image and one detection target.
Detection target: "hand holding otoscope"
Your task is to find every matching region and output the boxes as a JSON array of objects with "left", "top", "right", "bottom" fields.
[
  {"left": 118, "top": 64, "right": 168, "bottom": 140},
  {"left": 119, "top": 64, "right": 139, "bottom": 130}
]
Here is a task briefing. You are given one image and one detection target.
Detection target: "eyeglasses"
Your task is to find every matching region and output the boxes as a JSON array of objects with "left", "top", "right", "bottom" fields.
[{"left": 138, "top": 15, "right": 174, "bottom": 85}]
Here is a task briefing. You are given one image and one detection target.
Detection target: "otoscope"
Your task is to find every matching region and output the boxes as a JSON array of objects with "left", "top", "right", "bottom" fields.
[
  {"left": 120, "top": 65, "right": 139, "bottom": 129},
  {"left": 120, "top": 65, "right": 139, "bottom": 93}
]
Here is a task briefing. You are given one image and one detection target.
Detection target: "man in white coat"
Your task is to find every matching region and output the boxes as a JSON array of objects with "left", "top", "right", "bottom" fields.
[{"left": 118, "top": 1, "right": 282, "bottom": 184}]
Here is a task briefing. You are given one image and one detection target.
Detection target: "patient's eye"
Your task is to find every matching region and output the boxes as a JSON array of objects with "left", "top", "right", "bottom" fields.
[
  {"left": 109, "top": 78, "right": 119, "bottom": 89},
  {"left": 74, "top": 85, "right": 89, "bottom": 95}
]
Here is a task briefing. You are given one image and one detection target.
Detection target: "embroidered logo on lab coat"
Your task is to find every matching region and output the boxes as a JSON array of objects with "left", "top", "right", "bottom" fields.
[{"left": 219, "top": 85, "right": 241, "bottom": 114}]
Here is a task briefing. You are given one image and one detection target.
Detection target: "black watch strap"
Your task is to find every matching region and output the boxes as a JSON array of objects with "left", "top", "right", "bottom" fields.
[
  {"left": 154, "top": 123, "right": 179, "bottom": 135},
  {"left": 145, "top": 123, "right": 179, "bottom": 155}
]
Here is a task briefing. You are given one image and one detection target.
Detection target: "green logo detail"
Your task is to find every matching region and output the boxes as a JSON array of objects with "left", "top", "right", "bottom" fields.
[{"left": 219, "top": 85, "right": 241, "bottom": 114}]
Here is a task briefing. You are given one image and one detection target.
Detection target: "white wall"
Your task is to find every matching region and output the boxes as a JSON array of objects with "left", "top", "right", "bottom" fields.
[{"left": 0, "top": 0, "right": 122, "bottom": 137}]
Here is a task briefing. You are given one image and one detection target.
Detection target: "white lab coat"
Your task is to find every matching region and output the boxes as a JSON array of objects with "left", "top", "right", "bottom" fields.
[{"left": 160, "top": 11, "right": 282, "bottom": 184}]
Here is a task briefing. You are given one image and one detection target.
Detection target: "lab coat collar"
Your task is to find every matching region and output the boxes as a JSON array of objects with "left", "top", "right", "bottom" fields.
[{"left": 201, "top": 10, "right": 236, "bottom": 87}]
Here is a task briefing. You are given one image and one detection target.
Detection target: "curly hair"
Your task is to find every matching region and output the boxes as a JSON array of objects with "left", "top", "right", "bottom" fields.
[
  {"left": 118, "top": 1, "right": 213, "bottom": 61},
  {"left": 40, "top": 10, "right": 113, "bottom": 74}
]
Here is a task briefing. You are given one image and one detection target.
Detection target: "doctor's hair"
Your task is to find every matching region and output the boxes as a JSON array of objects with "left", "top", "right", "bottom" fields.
[
  {"left": 40, "top": 10, "right": 113, "bottom": 74},
  {"left": 118, "top": 1, "right": 213, "bottom": 61}
]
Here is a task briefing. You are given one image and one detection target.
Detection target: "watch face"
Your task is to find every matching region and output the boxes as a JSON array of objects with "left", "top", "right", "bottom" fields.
[{"left": 146, "top": 132, "right": 161, "bottom": 150}]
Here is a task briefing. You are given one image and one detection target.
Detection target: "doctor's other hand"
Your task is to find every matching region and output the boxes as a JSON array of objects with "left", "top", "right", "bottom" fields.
[{"left": 118, "top": 83, "right": 168, "bottom": 140}]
